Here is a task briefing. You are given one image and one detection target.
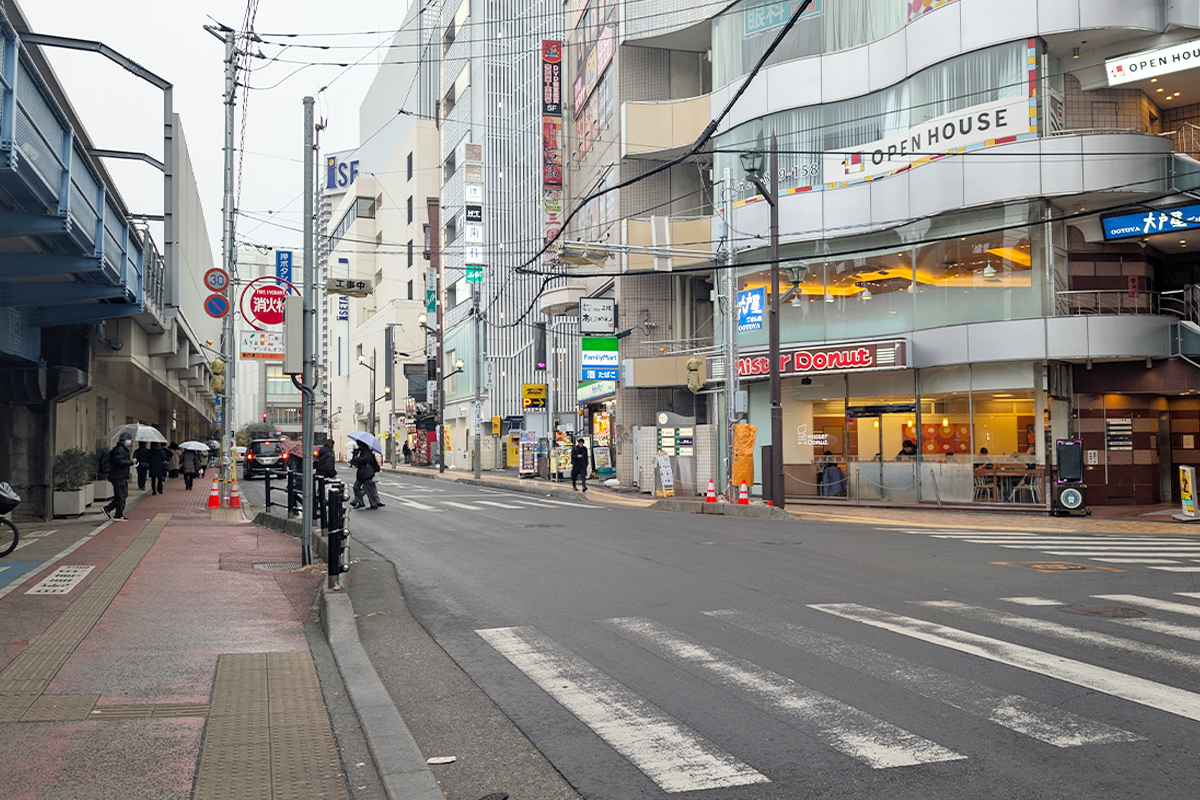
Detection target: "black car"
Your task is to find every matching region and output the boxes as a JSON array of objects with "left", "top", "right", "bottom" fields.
[{"left": 243, "top": 439, "right": 287, "bottom": 479}]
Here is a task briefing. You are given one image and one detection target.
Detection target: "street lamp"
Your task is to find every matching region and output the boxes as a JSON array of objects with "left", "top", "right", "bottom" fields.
[
  {"left": 358, "top": 350, "right": 377, "bottom": 438},
  {"left": 742, "top": 133, "right": 785, "bottom": 509}
]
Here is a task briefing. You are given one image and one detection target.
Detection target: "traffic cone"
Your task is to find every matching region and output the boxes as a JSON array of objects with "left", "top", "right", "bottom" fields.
[
  {"left": 206, "top": 476, "right": 221, "bottom": 508},
  {"left": 738, "top": 481, "right": 749, "bottom": 505},
  {"left": 228, "top": 475, "right": 242, "bottom": 509},
  {"left": 705, "top": 478, "right": 717, "bottom": 503}
]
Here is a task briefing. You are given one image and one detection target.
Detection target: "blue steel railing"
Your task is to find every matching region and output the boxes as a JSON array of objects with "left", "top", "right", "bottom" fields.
[{"left": 0, "top": 12, "right": 144, "bottom": 314}]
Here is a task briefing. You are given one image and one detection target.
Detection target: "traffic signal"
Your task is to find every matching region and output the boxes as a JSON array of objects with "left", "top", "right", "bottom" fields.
[{"left": 262, "top": 412, "right": 268, "bottom": 422}]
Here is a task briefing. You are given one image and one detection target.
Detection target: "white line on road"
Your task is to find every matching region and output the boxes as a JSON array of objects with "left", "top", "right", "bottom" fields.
[
  {"left": 1000, "top": 597, "right": 1063, "bottom": 606},
  {"left": 916, "top": 600, "right": 1200, "bottom": 672},
  {"left": 440, "top": 501, "right": 482, "bottom": 511},
  {"left": 1092, "top": 595, "right": 1200, "bottom": 618},
  {"left": 476, "top": 625, "right": 769, "bottom": 793},
  {"left": 1149, "top": 566, "right": 1200, "bottom": 572},
  {"left": 475, "top": 500, "right": 525, "bottom": 510},
  {"left": 811, "top": 603, "right": 1200, "bottom": 723},
  {"left": 1006, "top": 596, "right": 1200, "bottom": 644},
  {"left": 704, "top": 609, "right": 1138, "bottom": 748},
  {"left": 1088, "top": 558, "right": 1182, "bottom": 564},
  {"left": 377, "top": 492, "right": 440, "bottom": 511},
  {"left": 1040, "top": 551, "right": 1200, "bottom": 558},
  {"left": 605, "top": 617, "right": 964, "bottom": 767}
]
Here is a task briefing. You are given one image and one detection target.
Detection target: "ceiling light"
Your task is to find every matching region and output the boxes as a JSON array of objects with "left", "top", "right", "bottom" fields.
[
  {"left": 825, "top": 292, "right": 834, "bottom": 303},
  {"left": 1072, "top": 47, "right": 1080, "bottom": 59},
  {"left": 986, "top": 246, "right": 1032, "bottom": 267},
  {"left": 941, "top": 417, "right": 949, "bottom": 427},
  {"left": 1152, "top": 78, "right": 1158, "bottom": 83},
  {"left": 982, "top": 265, "right": 996, "bottom": 278},
  {"left": 791, "top": 294, "right": 802, "bottom": 307},
  {"left": 861, "top": 288, "right": 873, "bottom": 301},
  {"left": 1158, "top": 87, "right": 1164, "bottom": 92}
]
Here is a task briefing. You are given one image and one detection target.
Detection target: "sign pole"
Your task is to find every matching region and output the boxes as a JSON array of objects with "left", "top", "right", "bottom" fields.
[
  {"left": 300, "top": 96, "right": 316, "bottom": 566},
  {"left": 474, "top": 282, "right": 483, "bottom": 479}
]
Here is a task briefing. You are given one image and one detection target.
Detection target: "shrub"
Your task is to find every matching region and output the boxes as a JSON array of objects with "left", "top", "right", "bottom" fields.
[{"left": 54, "top": 447, "right": 96, "bottom": 491}]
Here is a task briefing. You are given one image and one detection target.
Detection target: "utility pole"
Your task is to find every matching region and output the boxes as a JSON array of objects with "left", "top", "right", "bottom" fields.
[
  {"left": 220, "top": 28, "right": 237, "bottom": 496},
  {"left": 722, "top": 167, "right": 739, "bottom": 496},
  {"left": 428, "top": 198, "right": 445, "bottom": 474},
  {"left": 473, "top": 282, "right": 482, "bottom": 479},
  {"left": 300, "top": 95, "right": 317, "bottom": 565}
]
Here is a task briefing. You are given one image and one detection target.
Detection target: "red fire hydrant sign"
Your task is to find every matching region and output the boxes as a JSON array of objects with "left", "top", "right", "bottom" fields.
[{"left": 239, "top": 276, "right": 298, "bottom": 331}]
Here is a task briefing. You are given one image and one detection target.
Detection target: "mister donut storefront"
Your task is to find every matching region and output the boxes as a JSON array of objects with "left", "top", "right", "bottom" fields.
[{"left": 725, "top": 338, "right": 1057, "bottom": 506}]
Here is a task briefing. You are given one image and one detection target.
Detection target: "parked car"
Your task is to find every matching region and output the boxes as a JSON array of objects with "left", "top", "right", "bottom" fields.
[{"left": 243, "top": 439, "right": 286, "bottom": 479}]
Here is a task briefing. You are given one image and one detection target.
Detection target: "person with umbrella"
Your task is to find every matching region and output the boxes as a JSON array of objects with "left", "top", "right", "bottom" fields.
[
  {"left": 133, "top": 441, "right": 151, "bottom": 491},
  {"left": 178, "top": 442, "right": 207, "bottom": 491},
  {"left": 348, "top": 434, "right": 384, "bottom": 510},
  {"left": 101, "top": 432, "right": 134, "bottom": 521}
]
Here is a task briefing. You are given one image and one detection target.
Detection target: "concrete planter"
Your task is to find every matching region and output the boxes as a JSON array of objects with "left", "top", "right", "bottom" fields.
[
  {"left": 53, "top": 489, "right": 87, "bottom": 517},
  {"left": 92, "top": 480, "right": 113, "bottom": 502},
  {"left": 84, "top": 482, "right": 95, "bottom": 506}
]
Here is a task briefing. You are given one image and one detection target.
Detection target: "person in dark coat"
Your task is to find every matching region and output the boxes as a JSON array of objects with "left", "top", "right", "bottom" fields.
[
  {"left": 401, "top": 440, "right": 412, "bottom": 464},
  {"left": 103, "top": 433, "right": 135, "bottom": 520},
  {"left": 133, "top": 442, "right": 151, "bottom": 490},
  {"left": 349, "top": 441, "right": 383, "bottom": 509},
  {"left": 180, "top": 448, "right": 202, "bottom": 491},
  {"left": 147, "top": 442, "right": 169, "bottom": 494},
  {"left": 570, "top": 437, "right": 589, "bottom": 492},
  {"left": 316, "top": 439, "right": 338, "bottom": 478}
]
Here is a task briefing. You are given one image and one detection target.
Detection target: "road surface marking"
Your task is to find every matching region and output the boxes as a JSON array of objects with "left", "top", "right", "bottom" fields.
[
  {"left": 1040, "top": 551, "right": 1200, "bottom": 558},
  {"left": 476, "top": 625, "right": 768, "bottom": 793},
  {"left": 604, "top": 617, "right": 963, "bottom": 767},
  {"left": 26, "top": 565, "right": 94, "bottom": 595},
  {"left": 441, "top": 501, "right": 482, "bottom": 511},
  {"left": 704, "top": 609, "right": 1138, "bottom": 748},
  {"left": 999, "top": 597, "right": 1062, "bottom": 606},
  {"left": 1088, "top": 558, "right": 1182, "bottom": 564},
  {"left": 811, "top": 603, "right": 1200, "bottom": 723},
  {"left": 475, "top": 500, "right": 525, "bottom": 510},
  {"left": 1149, "top": 566, "right": 1200, "bottom": 572},
  {"left": 916, "top": 601, "right": 1200, "bottom": 672},
  {"left": 1092, "top": 595, "right": 1200, "bottom": 618},
  {"left": 377, "top": 492, "right": 438, "bottom": 511}
]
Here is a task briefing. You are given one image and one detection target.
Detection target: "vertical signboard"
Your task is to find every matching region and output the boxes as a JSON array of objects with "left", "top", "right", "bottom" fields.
[
  {"left": 275, "top": 250, "right": 293, "bottom": 287},
  {"left": 464, "top": 143, "right": 484, "bottom": 272},
  {"left": 542, "top": 40, "right": 564, "bottom": 265},
  {"left": 1182, "top": 466, "right": 1196, "bottom": 518}
]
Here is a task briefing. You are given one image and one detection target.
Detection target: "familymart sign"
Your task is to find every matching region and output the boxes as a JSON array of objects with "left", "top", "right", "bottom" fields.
[{"left": 581, "top": 337, "right": 619, "bottom": 381}]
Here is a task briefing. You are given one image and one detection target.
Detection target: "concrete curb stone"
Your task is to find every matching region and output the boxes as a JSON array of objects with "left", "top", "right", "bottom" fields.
[{"left": 647, "top": 498, "right": 797, "bottom": 521}]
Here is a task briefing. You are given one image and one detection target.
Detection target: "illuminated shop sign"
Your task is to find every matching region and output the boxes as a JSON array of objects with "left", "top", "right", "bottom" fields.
[
  {"left": 1107, "top": 38, "right": 1200, "bottom": 86},
  {"left": 1101, "top": 203, "right": 1200, "bottom": 240},
  {"left": 735, "top": 340, "right": 905, "bottom": 379}
]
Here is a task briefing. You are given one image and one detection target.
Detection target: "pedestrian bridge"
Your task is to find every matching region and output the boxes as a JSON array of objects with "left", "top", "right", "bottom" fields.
[{"left": 0, "top": 9, "right": 161, "bottom": 367}]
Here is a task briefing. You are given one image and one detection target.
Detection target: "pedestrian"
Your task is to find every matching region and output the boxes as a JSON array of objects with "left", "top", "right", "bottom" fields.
[
  {"left": 133, "top": 442, "right": 150, "bottom": 490},
  {"left": 571, "top": 437, "right": 589, "bottom": 492},
  {"left": 349, "top": 441, "right": 384, "bottom": 509},
  {"left": 102, "top": 433, "right": 134, "bottom": 521},
  {"left": 148, "top": 441, "right": 168, "bottom": 494},
  {"left": 180, "top": 447, "right": 202, "bottom": 490},
  {"left": 402, "top": 439, "right": 412, "bottom": 464},
  {"left": 316, "top": 438, "right": 338, "bottom": 479},
  {"left": 167, "top": 442, "right": 181, "bottom": 478}
]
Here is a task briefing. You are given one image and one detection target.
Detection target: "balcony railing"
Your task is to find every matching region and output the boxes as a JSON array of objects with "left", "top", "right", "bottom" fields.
[{"left": 1059, "top": 288, "right": 1199, "bottom": 322}]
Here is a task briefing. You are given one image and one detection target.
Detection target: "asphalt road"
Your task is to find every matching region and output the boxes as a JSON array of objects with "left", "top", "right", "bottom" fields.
[{"left": 246, "top": 469, "right": 1200, "bottom": 799}]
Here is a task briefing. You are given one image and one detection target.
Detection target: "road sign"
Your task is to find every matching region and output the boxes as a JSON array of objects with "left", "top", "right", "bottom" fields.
[
  {"left": 465, "top": 265, "right": 483, "bottom": 284},
  {"left": 522, "top": 384, "right": 547, "bottom": 409},
  {"left": 238, "top": 276, "right": 299, "bottom": 331},
  {"left": 203, "top": 268, "right": 229, "bottom": 293},
  {"left": 485, "top": 360, "right": 494, "bottom": 389},
  {"left": 275, "top": 251, "right": 293, "bottom": 287},
  {"left": 327, "top": 276, "right": 373, "bottom": 297},
  {"left": 204, "top": 293, "right": 230, "bottom": 318}
]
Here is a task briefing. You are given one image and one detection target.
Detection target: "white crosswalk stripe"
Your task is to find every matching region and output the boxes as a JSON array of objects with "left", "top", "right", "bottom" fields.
[
  {"left": 887, "top": 527, "right": 1200, "bottom": 567},
  {"left": 812, "top": 602, "right": 1200, "bottom": 723},
  {"left": 441, "top": 501, "right": 482, "bottom": 511},
  {"left": 604, "top": 616, "right": 965, "bottom": 767},
  {"left": 477, "top": 625, "right": 769, "bottom": 793},
  {"left": 1002, "top": 596, "right": 1200, "bottom": 644},
  {"left": 475, "top": 500, "right": 527, "bottom": 510},
  {"left": 702, "top": 609, "right": 1139, "bottom": 748}
]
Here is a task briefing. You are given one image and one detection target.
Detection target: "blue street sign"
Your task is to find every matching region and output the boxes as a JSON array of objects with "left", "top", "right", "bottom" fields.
[
  {"left": 582, "top": 367, "right": 620, "bottom": 381},
  {"left": 737, "top": 287, "right": 765, "bottom": 332},
  {"left": 1102, "top": 203, "right": 1200, "bottom": 240},
  {"left": 204, "top": 294, "right": 230, "bottom": 319},
  {"left": 275, "top": 251, "right": 293, "bottom": 286}
]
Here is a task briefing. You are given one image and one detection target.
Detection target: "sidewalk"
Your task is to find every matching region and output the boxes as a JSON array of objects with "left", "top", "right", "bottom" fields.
[{"left": 0, "top": 476, "right": 348, "bottom": 799}]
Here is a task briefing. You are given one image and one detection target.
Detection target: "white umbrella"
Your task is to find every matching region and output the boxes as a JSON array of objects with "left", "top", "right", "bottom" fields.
[
  {"left": 107, "top": 423, "right": 167, "bottom": 443},
  {"left": 179, "top": 441, "right": 209, "bottom": 452},
  {"left": 347, "top": 430, "right": 382, "bottom": 454}
]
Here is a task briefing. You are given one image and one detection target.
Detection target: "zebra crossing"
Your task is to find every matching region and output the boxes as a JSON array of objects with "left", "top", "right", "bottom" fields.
[
  {"left": 887, "top": 527, "right": 1200, "bottom": 570},
  {"left": 371, "top": 485, "right": 590, "bottom": 514},
  {"left": 477, "top": 592, "right": 1200, "bottom": 791}
]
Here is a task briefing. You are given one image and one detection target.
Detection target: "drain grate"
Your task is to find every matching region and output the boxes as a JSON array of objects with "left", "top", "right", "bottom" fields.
[
  {"left": 252, "top": 562, "right": 304, "bottom": 571},
  {"left": 1057, "top": 605, "right": 1146, "bottom": 618}
]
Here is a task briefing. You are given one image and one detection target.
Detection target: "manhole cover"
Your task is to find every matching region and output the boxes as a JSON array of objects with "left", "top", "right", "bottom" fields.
[
  {"left": 521, "top": 524, "right": 564, "bottom": 528},
  {"left": 252, "top": 562, "right": 304, "bottom": 571},
  {"left": 1057, "top": 605, "right": 1146, "bottom": 618}
]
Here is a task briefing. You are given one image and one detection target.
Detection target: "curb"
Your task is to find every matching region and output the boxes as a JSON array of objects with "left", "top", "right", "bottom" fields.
[
  {"left": 647, "top": 498, "right": 797, "bottom": 521},
  {"left": 456, "top": 476, "right": 591, "bottom": 502},
  {"left": 320, "top": 591, "right": 444, "bottom": 800}
]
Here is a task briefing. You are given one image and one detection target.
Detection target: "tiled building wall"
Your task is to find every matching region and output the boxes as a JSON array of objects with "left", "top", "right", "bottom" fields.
[
  {"left": 1062, "top": 74, "right": 1161, "bottom": 133},
  {"left": 1074, "top": 392, "right": 1164, "bottom": 505},
  {"left": 1066, "top": 226, "right": 1156, "bottom": 312}
]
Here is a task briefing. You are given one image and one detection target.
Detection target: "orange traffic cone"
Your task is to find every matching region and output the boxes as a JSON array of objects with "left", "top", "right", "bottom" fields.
[
  {"left": 206, "top": 476, "right": 221, "bottom": 508},
  {"left": 705, "top": 478, "right": 717, "bottom": 503},
  {"left": 738, "top": 481, "right": 749, "bottom": 505},
  {"left": 228, "top": 475, "right": 242, "bottom": 509}
]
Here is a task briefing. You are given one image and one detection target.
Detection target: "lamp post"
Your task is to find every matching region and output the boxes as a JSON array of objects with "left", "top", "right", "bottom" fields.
[
  {"left": 741, "top": 133, "right": 785, "bottom": 509},
  {"left": 358, "top": 350, "right": 376, "bottom": 437},
  {"left": 419, "top": 312, "right": 447, "bottom": 473}
]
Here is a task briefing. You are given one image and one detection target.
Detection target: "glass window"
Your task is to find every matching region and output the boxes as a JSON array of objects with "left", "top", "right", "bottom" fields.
[
  {"left": 266, "top": 366, "right": 300, "bottom": 395},
  {"left": 407, "top": 152, "right": 413, "bottom": 181}
]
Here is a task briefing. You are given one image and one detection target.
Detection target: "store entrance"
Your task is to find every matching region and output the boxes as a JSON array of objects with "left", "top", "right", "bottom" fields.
[{"left": 847, "top": 403, "right": 920, "bottom": 503}]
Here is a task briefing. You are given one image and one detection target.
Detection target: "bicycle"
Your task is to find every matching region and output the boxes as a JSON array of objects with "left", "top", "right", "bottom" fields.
[{"left": 0, "top": 481, "right": 20, "bottom": 558}]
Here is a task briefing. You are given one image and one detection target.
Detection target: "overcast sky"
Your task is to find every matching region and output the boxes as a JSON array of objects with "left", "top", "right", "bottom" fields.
[{"left": 22, "top": 0, "right": 407, "bottom": 262}]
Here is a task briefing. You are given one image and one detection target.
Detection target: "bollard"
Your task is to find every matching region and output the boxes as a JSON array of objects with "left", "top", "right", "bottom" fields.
[
  {"left": 326, "top": 480, "right": 348, "bottom": 590},
  {"left": 264, "top": 469, "right": 273, "bottom": 510}
]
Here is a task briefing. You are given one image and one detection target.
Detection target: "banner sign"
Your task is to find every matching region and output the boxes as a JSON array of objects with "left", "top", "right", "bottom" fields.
[
  {"left": 543, "top": 116, "right": 563, "bottom": 187},
  {"left": 581, "top": 336, "right": 619, "bottom": 381},
  {"left": 542, "top": 40, "right": 563, "bottom": 114},
  {"left": 338, "top": 296, "right": 350, "bottom": 321},
  {"left": 275, "top": 251, "right": 293, "bottom": 287},
  {"left": 1102, "top": 203, "right": 1200, "bottom": 240},
  {"left": 732, "top": 340, "right": 906, "bottom": 379},
  {"left": 579, "top": 297, "right": 615, "bottom": 334},
  {"left": 522, "top": 384, "right": 547, "bottom": 409},
  {"left": 240, "top": 330, "right": 284, "bottom": 360},
  {"left": 1108, "top": 37, "right": 1200, "bottom": 86},
  {"left": 1182, "top": 465, "right": 1196, "bottom": 518},
  {"left": 824, "top": 96, "right": 1031, "bottom": 182},
  {"left": 737, "top": 287, "right": 765, "bottom": 332}
]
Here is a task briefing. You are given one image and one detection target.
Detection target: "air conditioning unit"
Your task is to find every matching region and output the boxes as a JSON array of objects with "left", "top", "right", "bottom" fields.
[{"left": 354, "top": 401, "right": 364, "bottom": 414}]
